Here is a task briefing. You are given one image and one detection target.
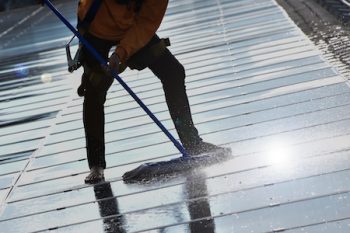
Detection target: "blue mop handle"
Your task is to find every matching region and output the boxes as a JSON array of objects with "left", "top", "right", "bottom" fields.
[{"left": 42, "top": 0, "right": 189, "bottom": 157}]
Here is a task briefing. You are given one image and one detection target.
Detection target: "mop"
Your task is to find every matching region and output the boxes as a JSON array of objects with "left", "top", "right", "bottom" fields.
[{"left": 42, "top": 0, "right": 232, "bottom": 182}]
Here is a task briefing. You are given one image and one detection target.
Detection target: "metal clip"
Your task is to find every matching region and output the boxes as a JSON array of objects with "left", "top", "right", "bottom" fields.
[{"left": 65, "top": 35, "right": 82, "bottom": 73}]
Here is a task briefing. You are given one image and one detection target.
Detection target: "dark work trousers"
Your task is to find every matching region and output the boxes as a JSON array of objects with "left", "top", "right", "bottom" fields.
[{"left": 82, "top": 33, "right": 202, "bottom": 169}]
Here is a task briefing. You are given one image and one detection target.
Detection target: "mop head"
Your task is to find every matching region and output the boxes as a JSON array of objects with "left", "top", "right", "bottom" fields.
[{"left": 122, "top": 147, "right": 232, "bottom": 182}]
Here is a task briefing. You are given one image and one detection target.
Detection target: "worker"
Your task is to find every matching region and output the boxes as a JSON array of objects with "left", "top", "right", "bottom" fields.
[{"left": 71, "top": 0, "right": 226, "bottom": 183}]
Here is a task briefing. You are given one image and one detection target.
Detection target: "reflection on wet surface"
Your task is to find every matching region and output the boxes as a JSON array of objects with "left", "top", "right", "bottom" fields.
[
  {"left": 51, "top": 172, "right": 216, "bottom": 233},
  {"left": 185, "top": 173, "right": 215, "bottom": 233},
  {"left": 0, "top": 150, "right": 33, "bottom": 164},
  {"left": 93, "top": 182, "right": 126, "bottom": 233},
  {"left": 1, "top": 0, "right": 350, "bottom": 232},
  {"left": 92, "top": 174, "right": 218, "bottom": 232},
  {"left": 0, "top": 111, "right": 57, "bottom": 128}
]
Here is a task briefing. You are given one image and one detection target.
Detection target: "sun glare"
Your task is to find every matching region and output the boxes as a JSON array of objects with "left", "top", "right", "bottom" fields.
[
  {"left": 265, "top": 141, "right": 293, "bottom": 169},
  {"left": 41, "top": 73, "right": 53, "bottom": 83}
]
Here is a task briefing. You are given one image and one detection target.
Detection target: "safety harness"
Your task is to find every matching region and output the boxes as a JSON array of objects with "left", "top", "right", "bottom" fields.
[{"left": 66, "top": 0, "right": 102, "bottom": 72}]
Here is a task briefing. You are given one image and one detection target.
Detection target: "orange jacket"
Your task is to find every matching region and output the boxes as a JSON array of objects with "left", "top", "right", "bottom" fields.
[{"left": 78, "top": 0, "right": 168, "bottom": 63}]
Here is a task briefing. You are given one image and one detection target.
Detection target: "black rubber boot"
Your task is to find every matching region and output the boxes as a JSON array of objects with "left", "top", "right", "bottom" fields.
[
  {"left": 85, "top": 166, "right": 105, "bottom": 184},
  {"left": 84, "top": 136, "right": 106, "bottom": 183},
  {"left": 185, "top": 141, "right": 230, "bottom": 156}
]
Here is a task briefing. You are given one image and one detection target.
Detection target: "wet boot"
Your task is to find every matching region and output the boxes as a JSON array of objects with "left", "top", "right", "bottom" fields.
[
  {"left": 84, "top": 137, "right": 106, "bottom": 184},
  {"left": 174, "top": 117, "right": 229, "bottom": 156},
  {"left": 85, "top": 136, "right": 106, "bottom": 174},
  {"left": 185, "top": 140, "right": 226, "bottom": 156},
  {"left": 85, "top": 166, "right": 105, "bottom": 184}
]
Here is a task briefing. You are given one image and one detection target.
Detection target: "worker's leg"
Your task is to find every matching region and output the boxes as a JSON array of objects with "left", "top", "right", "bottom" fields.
[
  {"left": 83, "top": 76, "right": 111, "bottom": 170},
  {"left": 81, "top": 33, "right": 114, "bottom": 182},
  {"left": 148, "top": 48, "right": 222, "bottom": 154}
]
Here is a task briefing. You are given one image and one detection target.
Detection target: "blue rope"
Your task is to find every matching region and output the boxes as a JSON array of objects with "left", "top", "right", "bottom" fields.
[{"left": 42, "top": 0, "right": 189, "bottom": 157}]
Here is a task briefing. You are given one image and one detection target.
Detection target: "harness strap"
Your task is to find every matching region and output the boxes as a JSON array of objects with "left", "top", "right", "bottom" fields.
[{"left": 77, "top": 0, "right": 103, "bottom": 34}]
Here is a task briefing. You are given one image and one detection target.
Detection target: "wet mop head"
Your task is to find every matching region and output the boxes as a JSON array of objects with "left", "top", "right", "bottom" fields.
[{"left": 122, "top": 147, "right": 232, "bottom": 182}]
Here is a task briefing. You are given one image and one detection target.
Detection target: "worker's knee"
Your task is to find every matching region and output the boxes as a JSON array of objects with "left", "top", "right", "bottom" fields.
[
  {"left": 84, "top": 76, "right": 109, "bottom": 106},
  {"left": 161, "top": 53, "right": 186, "bottom": 87},
  {"left": 173, "top": 61, "right": 186, "bottom": 81},
  {"left": 83, "top": 69, "right": 113, "bottom": 103},
  {"left": 88, "top": 69, "right": 113, "bottom": 91},
  {"left": 149, "top": 47, "right": 186, "bottom": 85}
]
